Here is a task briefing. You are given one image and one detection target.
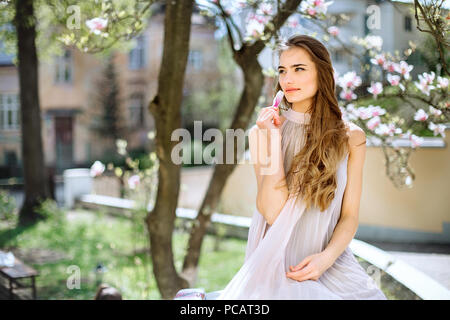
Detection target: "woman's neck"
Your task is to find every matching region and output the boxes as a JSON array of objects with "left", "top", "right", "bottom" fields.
[{"left": 291, "top": 99, "right": 313, "bottom": 114}]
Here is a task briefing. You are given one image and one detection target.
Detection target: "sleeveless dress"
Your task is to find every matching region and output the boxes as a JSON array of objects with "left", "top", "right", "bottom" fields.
[{"left": 216, "top": 108, "right": 387, "bottom": 300}]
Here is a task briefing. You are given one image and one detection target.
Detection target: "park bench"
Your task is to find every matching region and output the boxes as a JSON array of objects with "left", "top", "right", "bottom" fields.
[{"left": 0, "top": 250, "right": 39, "bottom": 300}]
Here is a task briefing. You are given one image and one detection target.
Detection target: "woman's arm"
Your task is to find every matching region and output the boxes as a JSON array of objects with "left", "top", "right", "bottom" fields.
[{"left": 249, "top": 126, "right": 289, "bottom": 225}]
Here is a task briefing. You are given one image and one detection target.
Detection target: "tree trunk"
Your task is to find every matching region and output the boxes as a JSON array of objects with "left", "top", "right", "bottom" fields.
[
  {"left": 15, "top": 0, "right": 50, "bottom": 226},
  {"left": 146, "top": 0, "right": 194, "bottom": 299},
  {"left": 181, "top": 58, "right": 264, "bottom": 284},
  {"left": 181, "top": 0, "right": 304, "bottom": 286}
]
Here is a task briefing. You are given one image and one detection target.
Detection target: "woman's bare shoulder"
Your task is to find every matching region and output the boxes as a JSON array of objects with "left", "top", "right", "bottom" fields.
[{"left": 343, "top": 120, "right": 366, "bottom": 148}]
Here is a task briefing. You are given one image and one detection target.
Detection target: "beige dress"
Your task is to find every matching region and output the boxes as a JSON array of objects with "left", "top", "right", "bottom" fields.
[{"left": 216, "top": 108, "right": 387, "bottom": 300}]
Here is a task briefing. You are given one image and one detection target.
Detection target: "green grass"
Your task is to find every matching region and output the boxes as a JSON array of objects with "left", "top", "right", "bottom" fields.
[{"left": 0, "top": 208, "right": 246, "bottom": 300}]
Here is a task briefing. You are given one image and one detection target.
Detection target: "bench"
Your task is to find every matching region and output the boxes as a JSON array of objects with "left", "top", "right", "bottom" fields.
[{"left": 0, "top": 251, "right": 39, "bottom": 300}]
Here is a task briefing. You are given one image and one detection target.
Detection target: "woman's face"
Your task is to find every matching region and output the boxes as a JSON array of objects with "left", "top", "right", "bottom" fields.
[{"left": 278, "top": 47, "right": 318, "bottom": 106}]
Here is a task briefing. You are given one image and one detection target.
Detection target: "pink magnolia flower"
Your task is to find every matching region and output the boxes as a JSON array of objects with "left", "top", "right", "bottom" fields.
[
  {"left": 370, "top": 105, "right": 386, "bottom": 117},
  {"left": 301, "top": 0, "right": 333, "bottom": 16},
  {"left": 367, "top": 82, "right": 383, "bottom": 98},
  {"left": 340, "top": 89, "right": 357, "bottom": 101},
  {"left": 387, "top": 74, "right": 405, "bottom": 91},
  {"left": 383, "top": 61, "right": 396, "bottom": 73},
  {"left": 370, "top": 54, "right": 386, "bottom": 66},
  {"left": 246, "top": 18, "right": 265, "bottom": 38},
  {"left": 337, "top": 71, "right": 362, "bottom": 90},
  {"left": 420, "top": 71, "right": 435, "bottom": 84},
  {"left": 414, "top": 78, "right": 435, "bottom": 96},
  {"left": 374, "top": 123, "right": 399, "bottom": 137},
  {"left": 394, "top": 61, "right": 413, "bottom": 80},
  {"left": 258, "top": 3, "right": 273, "bottom": 15},
  {"left": 128, "top": 175, "right": 140, "bottom": 190},
  {"left": 409, "top": 134, "right": 424, "bottom": 148},
  {"left": 387, "top": 74, "right": 400, "bottom": 86},
  {"left": 307, "top": 8, "right": 317, "bottom": 15},
  {"left": 428, "top": 122, "right": 446, "bottom": 138},
  {"left": 356, "top": 106, "right": 372, "bottom": 120},
  {"left": 428, "top": 105, "right": 442, "bottom": 117},
  {"left": 272, "top": 90, "right": 284, "bottom": 108},
  {"left": 367, "top": 116, "right": 381, "bottom": 130},
  {"left": 365, "top": 35, "right": 383, "bottom": 51},
  {"left": 437, "top": 76, "right": 449, "bottom": 89},
  {"left": 90, "top": 160, "right": 105, "bottom": 177},
  {"left": 86, "top": 17, "right": 108, "bottom": 35},
  {"left": 327, "top": 26, "right": 339, "bottom": 36},
  {"left": 287, "top": 16, "right": 299, "bottom": 28},
  {"left": 413, "top": 109, "right": 428, "bottom": 121}
]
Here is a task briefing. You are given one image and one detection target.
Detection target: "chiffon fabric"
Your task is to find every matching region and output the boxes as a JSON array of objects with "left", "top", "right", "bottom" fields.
[{"left": 216, "top": 108, "right": 387, "bottom": 300}]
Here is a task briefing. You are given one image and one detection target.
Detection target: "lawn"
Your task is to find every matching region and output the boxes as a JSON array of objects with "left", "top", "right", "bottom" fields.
[{"left": 0, "top": 201, "right": 246, "bottom": 300}]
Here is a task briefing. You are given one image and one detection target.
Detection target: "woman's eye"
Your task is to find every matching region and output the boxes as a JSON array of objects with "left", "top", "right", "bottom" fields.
[{"left": 295, "top": 67, "right": 304, "bottom": 71}]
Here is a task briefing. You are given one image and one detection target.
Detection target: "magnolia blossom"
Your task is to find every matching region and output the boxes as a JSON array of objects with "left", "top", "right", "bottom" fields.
[
  {"left": 246, "top": 13, "right": 269, "bottom": 37},
  {"left": 90, "top": 160, "right": 105, "bottom": 177},
  {"left": 409, "top": 134, "right": 424, "bottom": 148},
  {"left": 367, "top": 116, "right": 381, "bottom": 130},
  {"left": 344, "top": 104, "right": 359, "bottom": 120},
  {"left": 258, "top": 3, "right": 273, "bottom": 15},
  {"left": 428, "top": 122, "right": 446, "bottom": 138},
  {"left": 287, "top": 16, "right": 299, "bottom": 28},
  {"left": 420, "top": 71, "right": 435, "bottom": 84},
  {"left": 367, "top": 82, "right": 383, "bottom": 98},
  {"left": 301, "top": 0, "right": 334, "bottom": 16},
  {"left": 382, "top": 61, "right": 396, "bottom": 73},
  {"left": 337, "top": 71, "right": 362, "bottom": 90},
  {"left": 370, "top": 54, "right": 386, "bottom": 66},
  {"left": 413, "top": 109, "right": 428, "bottom": 121},
  {"left": 340, "top": 89, "right": 357, "bottom": 101},
  {"left": 437, "top": 76, "right": 449, "bottom": 89},
  {"left": 370, "top": 105, "right": 386, "bottom": 117},
  {"left": 394, "top": 61, "right": 413, "bottom": 80},
  {"left": 374, "top": 122, "right": 400, "bottom": 137},
  {"left": 356, "top": 106, "right": 372, "bottom": 120},
  {"left": 327, "top": 26, "right": 339, "bottom": 36},
  {"left": 246, "top": 20, "right": 265, "bottom": 37},
  {"left": 428, "top": 105, "right": 442, "bottom": 117},
  {"left": 387, "top": 74, "right": 400, "bottom": 85},
  {"left": 387, "top": 74, "right": 405, "bottom": 91},
  {"left": 128, "top": 175, "right": 140, "bottom": 190},
  {"left": 414, "top": 78, "right": 435, "bottom": 96},
  {"left": 365, "top": 35, "right": 383, "bottom": 51},
  {"left": 86, "top": 17, "right": 108, "bottom": 35}
]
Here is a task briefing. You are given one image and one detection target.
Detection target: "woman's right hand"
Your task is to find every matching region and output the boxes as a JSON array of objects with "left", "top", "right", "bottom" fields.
[{"left": 256, "top": 106, "right": 281, "bottom": 130}]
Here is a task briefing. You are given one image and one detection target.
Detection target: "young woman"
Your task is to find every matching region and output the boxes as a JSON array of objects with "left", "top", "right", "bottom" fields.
[{"left": 217, "top": 35, "right": 387, "bottom": 300}]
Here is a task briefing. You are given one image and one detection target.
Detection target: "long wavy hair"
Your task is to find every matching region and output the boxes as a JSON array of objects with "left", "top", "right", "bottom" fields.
[{"left": 274, "top": 35, "right": 349, "bottom": 212}]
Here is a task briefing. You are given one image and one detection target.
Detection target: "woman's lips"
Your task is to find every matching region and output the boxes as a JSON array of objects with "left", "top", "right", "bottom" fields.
[{"left": 286, "top": 89, "right": 300, "bottom": 93}]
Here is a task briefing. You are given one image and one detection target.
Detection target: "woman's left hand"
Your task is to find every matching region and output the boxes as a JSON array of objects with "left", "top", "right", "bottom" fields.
[{"left": 286, "top": 252, "right": 334, "bottom": 282}]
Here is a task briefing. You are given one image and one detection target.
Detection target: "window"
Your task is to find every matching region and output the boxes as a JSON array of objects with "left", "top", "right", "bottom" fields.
[
  {"left": 188, "top": 50, "right": 203, "bottom": 70},
  {"left": 129, "top": 95, "right": 144, "bottom": 127},
  {"left": 129, "top": 35, "right": 147, "bottom": 70},
  {"left": 404, "top": 16, "right": 412, "bottom": 32},
  {"left": 0, "top": 94, "right": 20, "bottom": 130},
  {"left": 55, "top": 49, "right": 73, "bottom": 84}
]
